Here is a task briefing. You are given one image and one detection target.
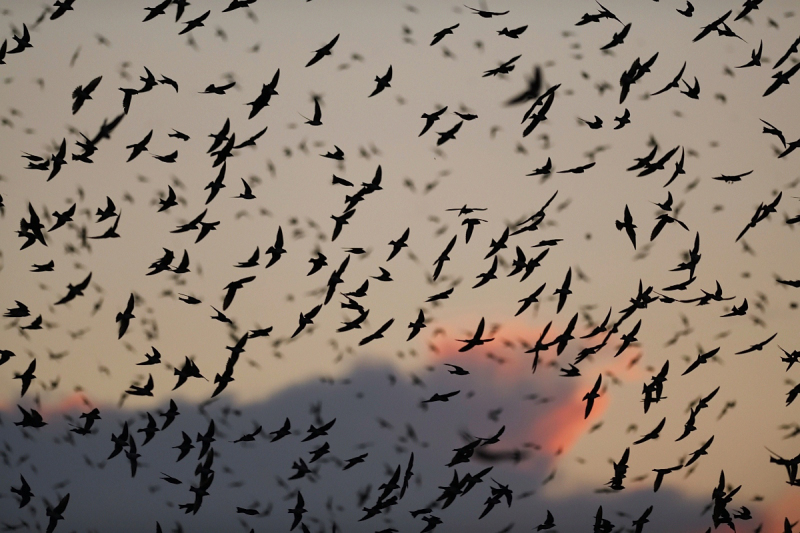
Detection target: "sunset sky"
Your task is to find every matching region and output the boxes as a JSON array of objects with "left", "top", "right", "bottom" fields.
[{"left": 1, "top": 0, "right": 800, "bottom": 531}]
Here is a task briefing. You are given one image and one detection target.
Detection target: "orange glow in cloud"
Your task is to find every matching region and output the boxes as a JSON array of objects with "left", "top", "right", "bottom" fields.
[
  {"left": 424, "top": 318, "right": 648, "bottom": 456},
  {"left": 531, "top": 382, "right": 611, "bottom": 455},
  {"left": 761, "top": 489, "right": 800, "bottom": 531}
]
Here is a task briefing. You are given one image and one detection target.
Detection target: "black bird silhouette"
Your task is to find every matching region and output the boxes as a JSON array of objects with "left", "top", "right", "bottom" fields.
[
  {"left": 420, "top": 106, "right": 448, "bottom": 136},
  {"left": 465, "top": 5, "right": 509, "bottom": 17},
  {"left": 50, "top": 0, "right": 76, "bottom": 20},
  {"left": 693, "top": 10, "right": 732, "bottom": 42},
  {"left": 201, "top": 81, "right": 235, "bottom": 94},
  {"left": 484, "top": 55, "right": 520, "bottom": 77},
  {"left": 301, "top": 98, "right": 323, "bottom": 126},
  {"left": 8, "top": 24, "right": 32, "bottom": 54},
  {"left": 680, "top": 77, "right": 700, "bottom": 99},
  {"left": 303, "top": 418, "right": 336, "bottom": 442},
  {"left": 432, "top": 234, "right": 457, "bottom": 281},
  {"left": 11, "top": 474, "right": 33, "bottom": 508},
  {"left": 143, "top": 0, "right": 171, "bottom": 21},
  {"left": 737, "top": 40, "right": 763, "bottom": 68},
  {"left": 288, "top": 491, "right": 307, "bottom": 530},
  {"left": 554, "top": 267, "right": 573, "bottom": 313},
  {"left": 270, "top": 418, "right": 291, "bottom": 442},
  {"left": 126, "top": 130, "right": 152, "bottom": 162},
  {"left": 407, "top": 309, "right": 427, "bottom": 340},
  {"left": 387, "top": 228, "right": 410, "bottom": 261},
  {"left": 437, "top": 120, "right": 463, "bottom": 145},
  {"left": 498, "top": 25, "right": 527, "bottom": 39},
  {"left": 116, "top": 293, "right": 135, "bottom": 338},
  {"left": 292, "top": 304, "right": 322, "bottom": 338},
  {"left": 14, "top": 358, "right": 36, "bottom": 397},
  {"left": 651, "top": 61, "right": 686, "bottom": 96},
  {"left": 633, "top": 417, "right": 666, "bottom": 445},
  {"left": 72, "top": 76, "right": 102, "bottom": 114},
  {"left": 54, "top": 272, "right": 92, "bottom": 305},
  {"left": 322, "top": 145, "right": 344, "bottom": 160},
  {"left": 423, "top": 390, "right": 460, "bottom": 403},
  {"left": 222, "top": 275, "right": 256, "bottom": 310},
  {"left": 126, "top": 374, "right": 154, "bottom": 396},
  {"left": 557, "top": 161, "right": 595, "bottom": 174},
  {"left": 359, "top": 318, "right": 394, "bottom": 346},
  {"left": 49, "top": 203, "right": 76, "bottom": 231},
  {"left": 773, "top": 35, "right": 800, "bottom": 70},
  {"left": 457, "top": 317, "right": 494, "bottom": 352},
  {"left": 677, "top": 1, "right": 694, "bottom": 17},
  {"left": 370, "top": 65, "right": 392, "bottom": 97},
  {"left": 265, "top": 226, "right": 287, "bottom": 268},
  {"left": 607, "top": 447, "right": 630, "bottom": 490},
  {"left": 684, "top": 435, "right": 714, "bottom": 467},
  {"left": 632, "top": 506, "right": 654, "bottom": 533},
  {"left": 536, "top": 509, "right": 556, "bottom": 530},
  {"left": 179, "top": 10, "right": 210, "bottom": 35},
  {"left": 583, "top": 373, "right": 602, "bottom": 418},
  {"left": 763, "top": 61, "right": 800, "bottom": 97},
  {"left": 306, "top": 34, "right": 340, "bottom": 67},
  {"left": 615, "top": 205, "right": 637, "bottom": 249},
  {"left": 247, "top": 69, "right": 280, "bottom": 119},
  {"left": 45, "top": 493, "right": 70, "bottom": 533},
  {"left": 735, "top": 332, "right": 777, "bottom": 354},
  {"left": 601, "top": 23, "right": 631, "bottom": 50},
  {"left": 431, "top": 24, "right": 459, "bottom": 46}
]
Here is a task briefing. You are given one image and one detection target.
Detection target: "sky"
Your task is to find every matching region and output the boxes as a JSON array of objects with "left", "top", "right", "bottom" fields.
[{"left": 1, "top": 0, "right": 800, "bottom": 531}]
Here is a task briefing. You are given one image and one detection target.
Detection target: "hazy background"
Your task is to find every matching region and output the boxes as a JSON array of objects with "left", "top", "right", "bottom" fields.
[{"left": 1, "top": 0, "right": 799, "bottom": 531}]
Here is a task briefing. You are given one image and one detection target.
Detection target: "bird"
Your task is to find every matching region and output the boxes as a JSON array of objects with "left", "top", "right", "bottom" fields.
[
  {"left": 616, "top": 205, "right": 637, "bottom": 249},
  {"left": 45, "top": 493, "right": 70, "bottom": 533},
  {"left": 465, "top": 5, "right": 509, "bottom": 17},
  {"left": 288, "top": 491, "right": 307, "bottom": 530},
  {"left": 301, "top": 98, "right": 323, "bottom": 126},
  {"left": 420, "top": 106, "right": 448, "bottom": 136},
  {"left": 306, "top": 34, "right": 339, "bottom": 67},
  {"left": 456, "top": 317, "right": 494, "bottom": 352},
  {"left": 498, "top": 25, "right": 527, "bottom": 38},
  {"left": 387, "top": 228, "right": 410, "bottom": 261},
  {"left": 116, "top": 293, "right": 135, "bottom": 338},
  {"left": 10, "top": 475, "right": 33, "bottom": 508},
  {"left": 583, "top": 373, "right": 603, "bottom": 418},
  {"left": 13, "top": 359, "right": 36, "bottom": 397},
  {"left": 8, "top": 24, "right": 32, "bottom": 54},
  {"left": 222, "top": 276, "right": 256, "bottom": 310},
  {"left": 265, "top": 227, "right": 287, "bottom": 268},
  {"left": 677, "top": 1, "right": 694, "bottom": 17},
  {"left": 72, "top": 76, "right": 102, "bottom": 114},
  {"left": 359, "top": 318, "right": 394, "bottom": 346},
  {"left": 437, "top": 121, "right": 463, "bottom": 145},
  {"left": 483, "top": 55, "right": 521, "bottom": 77},
  {"left": 431, "top": 24, "right": 459, "bottom": 46},
  {"left": 633, "top": 417, "right": 666, "bottom": 445},
  {"left": 179, "top": 10, "right": 210, "bottom": 35},
  {"left": 370, "top": 65, "right": 392, "bottom": 97},
  {"left": 554, "top": 267, "right": 573, "bottom": 313},
  {"left": 601, "top": 23, "right": 631, "bottom": 50},
  {"left": 735, "top": 332, "right": 777, "bottom": 354},
  {"left": 201, "top": 81, "right": 236, "bottom": 94}
]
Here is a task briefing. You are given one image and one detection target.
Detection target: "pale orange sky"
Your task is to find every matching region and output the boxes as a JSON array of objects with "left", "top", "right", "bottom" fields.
[{"left": 1, "top": 0, "right": 800, "bottom": 531}]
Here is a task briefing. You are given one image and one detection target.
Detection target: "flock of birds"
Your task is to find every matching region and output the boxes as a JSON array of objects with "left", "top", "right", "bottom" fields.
[{"left": 1, "top": 0, "right": 800, "bottom": 532}]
